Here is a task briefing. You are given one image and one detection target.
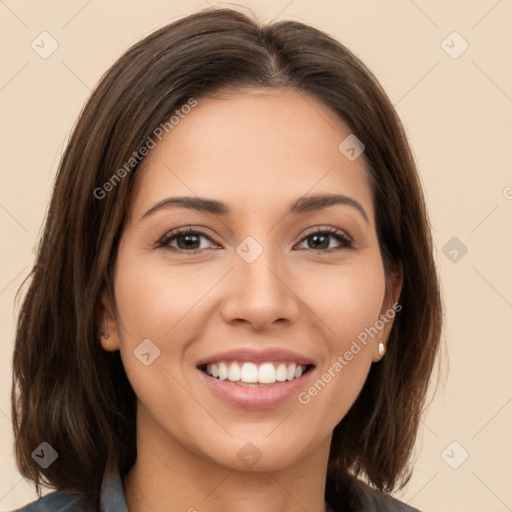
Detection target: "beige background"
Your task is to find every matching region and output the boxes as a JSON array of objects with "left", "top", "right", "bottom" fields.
[{"left": 1, "top": 1, "right": 511, "bottom": 511}]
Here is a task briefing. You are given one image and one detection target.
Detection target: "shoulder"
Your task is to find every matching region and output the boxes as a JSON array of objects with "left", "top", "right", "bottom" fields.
[
  {"left": 326, "top": 475, "right": 421, "bottom": 512},
  {"left": 354, "top": 479, "right": 421, "bottom": 512},
  {"left": 10, "top": 470, "right": 127, "bottom": 512},
  {"left": 9, "top": 490, "right": 90, "bottom": 512}
]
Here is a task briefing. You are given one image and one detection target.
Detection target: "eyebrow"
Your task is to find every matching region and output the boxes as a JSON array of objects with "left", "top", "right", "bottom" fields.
[{"left": 140, "top": 193, "right": 369, "bottom": 224}]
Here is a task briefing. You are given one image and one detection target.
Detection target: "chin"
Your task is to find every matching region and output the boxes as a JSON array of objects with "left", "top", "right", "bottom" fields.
[{"left": 195, "top": 434, "right": 318, "bottom": 473}]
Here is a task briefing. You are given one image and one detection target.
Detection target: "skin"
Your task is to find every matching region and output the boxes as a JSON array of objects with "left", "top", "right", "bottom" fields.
[{"left": 98, "top": 87, "right": 402, "bottom": 512}]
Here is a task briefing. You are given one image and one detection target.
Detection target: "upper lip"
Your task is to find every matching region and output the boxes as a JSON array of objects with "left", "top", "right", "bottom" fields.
[{"left": 195, "top": 347, "right": 316, "bottom": 367}]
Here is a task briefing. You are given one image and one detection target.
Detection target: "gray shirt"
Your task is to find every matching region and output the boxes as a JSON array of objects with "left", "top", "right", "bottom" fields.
[{"left": 11, "top": 471, "right": 128, "bottom": 512}]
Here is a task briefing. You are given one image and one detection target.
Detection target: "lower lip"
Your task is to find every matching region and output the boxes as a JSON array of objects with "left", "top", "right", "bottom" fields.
[{"left": 196, "top": 367, "right": 315, "bottom": 410}]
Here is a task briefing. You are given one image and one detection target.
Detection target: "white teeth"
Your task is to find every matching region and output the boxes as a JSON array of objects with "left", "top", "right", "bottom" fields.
[
  {"left": 275, "top": 363, "right": 287, "bottom": 382},
  {"left": 218, "top": 362, "right": 228, "bottom": 380},
  {"left": 286, "top": 363, "right": 296, "bottom": 381},
  {"left": 228, "top": 362, "right": 241, "bottom": 381},
  {"left": 258, "top": 363, "right": 276, "bottom": 384},
  {"left": 240, "top": 362, "right": 258, "bottom": 383},
  {"left": 204, "top": 361, "right": 309, "bottom": 384}
]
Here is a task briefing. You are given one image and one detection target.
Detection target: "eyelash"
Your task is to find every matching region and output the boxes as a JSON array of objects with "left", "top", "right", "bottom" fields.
[{"left": 156, "top": 226, "right": 353, "bottom": 255}]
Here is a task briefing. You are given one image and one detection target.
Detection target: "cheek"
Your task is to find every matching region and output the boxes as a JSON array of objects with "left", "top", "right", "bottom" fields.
[
  {"left": 295, "top": 254, "right": 386, "bottom": 410},
  {"left": 113, "top": 244, "right": 210, "bottom": 339},
  {"left": 110, "top": 247, "right": 221, "bottom": 394},
  {"left": 297, "top": 253, "right": 386, "bottom": 348},
  {"left": 111, "top": 257, "right": 195, "bottom": 429}
]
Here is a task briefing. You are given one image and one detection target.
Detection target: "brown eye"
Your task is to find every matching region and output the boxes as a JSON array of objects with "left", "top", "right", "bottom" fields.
[
  {"left": 158, "top": 228, "right": 218, "bottom": 254},
  {"left": 296, "top": 227, "right": 353, "bottom": 252}
]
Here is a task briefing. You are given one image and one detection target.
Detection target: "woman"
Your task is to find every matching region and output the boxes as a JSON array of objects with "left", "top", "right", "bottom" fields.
[{"left": 11, "top": 7, "right": 442, "bottom": 512}]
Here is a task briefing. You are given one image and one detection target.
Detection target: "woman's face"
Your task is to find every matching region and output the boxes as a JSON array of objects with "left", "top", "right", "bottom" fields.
[{"left": 100, "top": 87, "right": 402, "bottom": 472}]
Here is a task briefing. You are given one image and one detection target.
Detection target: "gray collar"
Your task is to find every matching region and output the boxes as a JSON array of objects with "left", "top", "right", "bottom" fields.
[{"left": 99, "top": 470, "right": 129, "bottom": 512}]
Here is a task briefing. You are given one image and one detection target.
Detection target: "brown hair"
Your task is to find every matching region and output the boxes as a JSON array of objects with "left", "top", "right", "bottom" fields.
[{"left": 12, "top": 6, "right": 442, "bottom": 509}]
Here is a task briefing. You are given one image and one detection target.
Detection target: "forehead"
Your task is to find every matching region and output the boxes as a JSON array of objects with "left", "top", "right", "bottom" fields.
[{"left": 129, "top": 87, "right": 375, "bottom": 223}]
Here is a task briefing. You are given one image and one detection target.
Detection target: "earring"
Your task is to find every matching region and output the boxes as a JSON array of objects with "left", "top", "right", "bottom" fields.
[
  {"left": 378, "top": 342, "right": 385, "bottom": 355},
  {"left": 102, "top": 332, "right": 109, "bottom": 339}
]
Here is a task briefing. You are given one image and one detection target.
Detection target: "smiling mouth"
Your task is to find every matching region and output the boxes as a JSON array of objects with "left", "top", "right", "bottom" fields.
[{"left": 198, "top": 361, "right": 315, "bottom": 386}]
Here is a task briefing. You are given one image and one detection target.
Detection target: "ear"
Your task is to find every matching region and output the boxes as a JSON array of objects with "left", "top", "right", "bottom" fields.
[
  {"left": 372, "top": 260, "right": 403, "bottom": 362},
  {"left": 95, "top": 288, "right": 121, "bottom": 352}
]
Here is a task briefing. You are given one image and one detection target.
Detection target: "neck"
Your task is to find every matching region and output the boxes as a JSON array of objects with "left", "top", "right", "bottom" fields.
[{"left": 123, "top": 405, "right": 333, "bottom": 512}]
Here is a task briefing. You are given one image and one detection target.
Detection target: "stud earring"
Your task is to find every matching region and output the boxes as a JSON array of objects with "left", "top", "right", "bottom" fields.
[
  {"left": 378, "top": 342, "right": 385, "bottom": 355},
  {"left": 102, "top": 332, "right": 109, "bottom": 339}
]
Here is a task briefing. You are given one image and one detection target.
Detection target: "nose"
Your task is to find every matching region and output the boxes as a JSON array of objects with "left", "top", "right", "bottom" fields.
[{"left": 221, "top": 242, "right": 301, "bottom": 331}]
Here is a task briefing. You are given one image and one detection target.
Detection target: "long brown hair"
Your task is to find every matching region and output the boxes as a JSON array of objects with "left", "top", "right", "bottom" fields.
[{"left": 12, "top": 6, "right": 442, "bottom": 509}]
